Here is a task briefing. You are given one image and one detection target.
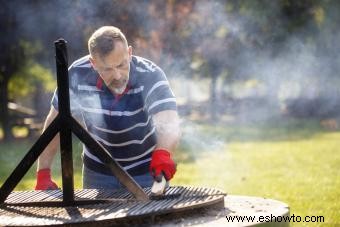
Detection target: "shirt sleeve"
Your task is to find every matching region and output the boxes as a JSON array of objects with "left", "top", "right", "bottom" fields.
[
  {"left": 50, "top": 69, "right": 81, "bottom": 116},
  {"left": 144, "top": 68, "right": 177, "bottom": 115}
]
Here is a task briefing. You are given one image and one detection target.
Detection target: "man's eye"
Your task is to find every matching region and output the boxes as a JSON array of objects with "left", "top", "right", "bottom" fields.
[
  {"left": 118, "top": 61, "right": 128, "bottom": 68},
  {"left": 117, "top": 63, "right": 125, "bottom": 68}
]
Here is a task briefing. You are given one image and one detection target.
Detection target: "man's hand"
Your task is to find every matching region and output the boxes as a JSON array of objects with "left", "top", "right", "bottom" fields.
[
  {"left": 35, "top": 169, "right": 58, "bottom": 190},
  {"left": 150, "top": 149, "right": 176, "bottom": 181}
]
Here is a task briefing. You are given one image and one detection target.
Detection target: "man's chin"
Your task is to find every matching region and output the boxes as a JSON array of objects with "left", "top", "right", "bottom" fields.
[{"left": 110, "top": 85, "right": 127, "bottom": 95}]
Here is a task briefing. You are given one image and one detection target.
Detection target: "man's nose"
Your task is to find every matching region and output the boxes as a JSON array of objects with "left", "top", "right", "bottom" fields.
[{"left": 111, "top": 70, "right": 122, "bottom": 80}]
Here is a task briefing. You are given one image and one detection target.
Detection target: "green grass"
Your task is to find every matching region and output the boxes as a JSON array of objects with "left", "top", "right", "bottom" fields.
[
  {"left": 173, "top": 118, "right": 340, "bottom": 227},
  {"left": 0, "top": 118, "right": 339, "bottom": 226},
  {"left": 0, "top": 137, "right": 84, "bottom": 190}
]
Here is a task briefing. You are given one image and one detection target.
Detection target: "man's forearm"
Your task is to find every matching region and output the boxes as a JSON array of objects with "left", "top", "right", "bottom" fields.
[
  {"left": 153, "top": 110, "right": 181, "bottom": 152},
  {"left": 37, "top": 134, "right": 59, "bottom": 170},
  {"left": 37, "top": 107, "right": 59, "bottom": 170},
  {"left": 150, "top": 110, "right": 180, "bottom": 180},
  {"left": 155, "top": 129, "right": 180, "bottom": 152}
]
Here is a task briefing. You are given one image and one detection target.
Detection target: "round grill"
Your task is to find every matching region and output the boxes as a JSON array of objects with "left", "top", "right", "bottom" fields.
[{"left": 0, "top": 186, "right": 225, "bottom": 226}]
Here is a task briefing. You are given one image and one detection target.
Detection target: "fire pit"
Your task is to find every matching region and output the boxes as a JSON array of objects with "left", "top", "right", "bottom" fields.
[
  {"left": 0, "top": 186, "right": 225, "bottom": 226},
  {"left": 0, "top": 190, "right": 290, "bottom": 226}
]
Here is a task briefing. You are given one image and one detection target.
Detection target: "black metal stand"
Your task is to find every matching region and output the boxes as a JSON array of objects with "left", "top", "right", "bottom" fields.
[{"left": 0, "top": 39, "right": 148, "bottom": 206}]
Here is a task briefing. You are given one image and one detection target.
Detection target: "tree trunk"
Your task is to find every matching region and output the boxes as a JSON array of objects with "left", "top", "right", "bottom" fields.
[{"left": 0, "top": 77, "right": 13, "bottom": 142}]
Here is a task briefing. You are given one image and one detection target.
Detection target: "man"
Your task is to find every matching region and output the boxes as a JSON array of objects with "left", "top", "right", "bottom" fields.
[{"left": 35, "top": 26, "right": 180, "bottom": 189}]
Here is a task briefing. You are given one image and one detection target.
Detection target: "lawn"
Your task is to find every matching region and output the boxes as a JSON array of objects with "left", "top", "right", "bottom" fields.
[
  {"left": 0, "top": 117, "right": 339, "bottom": 226},
  {"left": 173, "top": 118, "right": 340, "bottom": 227}
]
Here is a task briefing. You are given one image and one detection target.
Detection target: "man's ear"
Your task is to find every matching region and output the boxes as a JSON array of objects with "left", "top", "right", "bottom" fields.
[
  {"left": 128, "top": 46, "right": 133, "bottom": 61},
  {"left": 89, "top": 56, "right": 97, "bottom": 70}
]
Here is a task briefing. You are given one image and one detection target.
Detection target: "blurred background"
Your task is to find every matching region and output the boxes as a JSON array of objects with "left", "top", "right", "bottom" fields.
[{"left": 0, "top": 0, "right": 339, "bottom": 226}]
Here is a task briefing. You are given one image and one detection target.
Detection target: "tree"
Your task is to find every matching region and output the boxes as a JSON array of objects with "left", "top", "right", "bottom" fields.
[
  {"left": 0, "top": 1, "right": 55, "bottom": 142},
  {"left": 0, "top": 1, "right": 25, "bottom": 141}
]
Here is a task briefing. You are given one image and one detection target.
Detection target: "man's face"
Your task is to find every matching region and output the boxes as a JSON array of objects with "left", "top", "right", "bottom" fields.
[{"left": 90, "top": 41, "right": 132, "bottom": 94}]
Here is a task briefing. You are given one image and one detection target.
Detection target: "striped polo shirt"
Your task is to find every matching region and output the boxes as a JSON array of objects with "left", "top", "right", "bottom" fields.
[{"left": 51, "top": 55, "right": 177, "bottom": 176}]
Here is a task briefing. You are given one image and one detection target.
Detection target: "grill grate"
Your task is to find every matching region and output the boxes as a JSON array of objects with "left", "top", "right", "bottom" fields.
[{"left": 0, "top": 186, "right": 225, "bottom": 226}]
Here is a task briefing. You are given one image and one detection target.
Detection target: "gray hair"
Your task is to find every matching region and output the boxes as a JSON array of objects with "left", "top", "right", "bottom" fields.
[{"left": 88, "top": 26, "right": 128, "bottom": 57}]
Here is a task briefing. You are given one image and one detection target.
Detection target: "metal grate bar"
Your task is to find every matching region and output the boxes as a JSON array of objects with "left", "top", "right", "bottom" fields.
[
  {"left": 20, "top": 191, "right": 49, "bottom": 203},
  {"left": 41, "top": 190, "right": 63, "bottom": 201}
]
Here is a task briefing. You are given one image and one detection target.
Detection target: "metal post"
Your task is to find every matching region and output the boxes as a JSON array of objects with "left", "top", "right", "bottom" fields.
[{"left": 55, "top": 39, "right": 74, "bottom": 204}]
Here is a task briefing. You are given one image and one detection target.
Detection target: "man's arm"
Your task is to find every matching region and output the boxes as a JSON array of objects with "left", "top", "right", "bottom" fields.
[
  {"left": 152, "top": 110, "right": 181, "bottom": 152},
  {"left": 150, "top": 110, "right": 180, "bottom": 180},
  {"left": 37, "top": 106, "right": 59, "bottom": 170},
  {"left": 35, "top": 106, "right": 59, "bottom": 190}
]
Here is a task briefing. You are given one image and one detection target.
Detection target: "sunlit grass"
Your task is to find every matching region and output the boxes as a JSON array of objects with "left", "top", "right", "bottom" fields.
[
  {"left": 173, "top": 124, "right": 340, "bottom": 227},
  {"left": 0, "top": 137, "right": 84, "bottom": 190}
]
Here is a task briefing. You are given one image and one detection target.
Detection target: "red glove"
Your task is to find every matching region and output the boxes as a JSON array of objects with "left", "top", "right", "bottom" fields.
[
  {"left": 35, "top": 169, "right": 58, "bottom": 190},
  {"left": 150, "top": 149, "right": 176, "bottom": 180}
]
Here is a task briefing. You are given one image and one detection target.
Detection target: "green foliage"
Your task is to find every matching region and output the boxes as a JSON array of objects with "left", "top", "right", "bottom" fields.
[
  {"left": 8, "top": 62, "right": 55, "bottom": 99},
  {"left": 7, "top": 41, "right": 55, "bottom": 99}
]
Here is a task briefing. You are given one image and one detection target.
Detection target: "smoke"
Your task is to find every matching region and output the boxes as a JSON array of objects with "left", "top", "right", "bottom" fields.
[
  {"left": 170, "top": 1, "right": 340, "bottom": 114},
  {"left": 165, "top": 1, "right": 340, "bottom": 156},
  {"left": 6, "top": 1, "right": 340, "bottom": 156},
  {"left": 179, "top": 119, "right": 225, "bottom": 159}
]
